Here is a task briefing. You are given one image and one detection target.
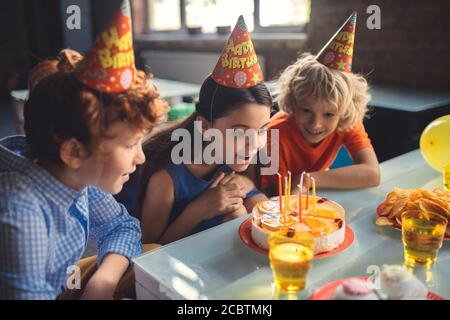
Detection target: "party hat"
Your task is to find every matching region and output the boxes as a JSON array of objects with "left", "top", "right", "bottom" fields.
[
  {"left": 76, "top": 0, "right": 135, "bottom": 93},
  {"left": 211, "top": 15, "right": 264, "bottom": 88},
  {"left": 316, "top": 12, "right": 357, "bottom": 73}
]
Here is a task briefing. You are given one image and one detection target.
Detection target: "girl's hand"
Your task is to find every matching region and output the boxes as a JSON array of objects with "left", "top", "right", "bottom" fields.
[
  {"left": 188, "top": 172, "right": 245, "bottom": 221},
  {"left": 219, "top": 172, "right": 255, "bottom": 194},
  {"left": 223, "top": 204, "right": 248, "bottom": 222}
]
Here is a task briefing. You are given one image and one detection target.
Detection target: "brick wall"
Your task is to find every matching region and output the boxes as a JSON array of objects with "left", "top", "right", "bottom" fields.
[
  {"left": 133, "top": 0, "right": 450, "bottom": 89},
  {"left": 131, "top": 0, "right": 147, "bottom": 35},
  {"left": 308, "top": 0, "right": 450, "bottom": 90}
]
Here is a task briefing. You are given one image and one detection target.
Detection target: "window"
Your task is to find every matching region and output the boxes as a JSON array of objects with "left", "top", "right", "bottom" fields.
[
  {"left": 144, "top": 0, "right": 309, "bottom": 33},
  {"left": 259, "top": 0, "right": 310, "bottom": 28},
  {"left": 185, "top": 0, "right": 254, "bottom": 33},
  {"left": 148, "top": 0, "right": 181, "bottom": 31}
]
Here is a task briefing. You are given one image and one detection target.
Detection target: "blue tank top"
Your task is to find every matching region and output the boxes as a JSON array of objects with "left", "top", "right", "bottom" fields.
[
  {"left": 114, "top": 162, "right": 262, "bottom": 234},
  {"left": 165, "top": 162, "right": 261, "bottom": 234}
]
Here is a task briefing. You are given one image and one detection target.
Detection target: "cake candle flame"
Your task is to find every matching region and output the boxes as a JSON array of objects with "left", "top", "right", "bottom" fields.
[{"left": 299, "top": 171, "right": 305, "bottom": 191}]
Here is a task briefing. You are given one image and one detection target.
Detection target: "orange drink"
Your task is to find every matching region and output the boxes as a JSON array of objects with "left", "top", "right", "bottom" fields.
[
  {"left": 443, "top": 165, "right": 450, "bottom": 190},
  {"left": 402, "top": 210, "right": 447, "bottom": 268},
  {"left": 268, "top": 230, "right": 314, "bottom": 293}
]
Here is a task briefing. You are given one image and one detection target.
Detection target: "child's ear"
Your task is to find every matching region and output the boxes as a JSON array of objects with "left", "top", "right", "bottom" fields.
[
  {"left": 195, "top": 115, "right": 211, "bottom": 134},
  {"left": 59, "top": 138, "right": 88, "bottom": 169}
]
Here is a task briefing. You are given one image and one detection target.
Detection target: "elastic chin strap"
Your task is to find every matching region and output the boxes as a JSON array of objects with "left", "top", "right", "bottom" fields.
[{"left": 209, "top": 81, "right": 219, "bottom": 124}]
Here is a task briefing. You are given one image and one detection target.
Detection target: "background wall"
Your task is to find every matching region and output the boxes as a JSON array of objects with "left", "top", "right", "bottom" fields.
[
  {"left": 2, "top": 0, "right": 449, "bottom": 160},
  {"left": 308, "top": 0, "right": 450, "bottom": 90},
  {"left": 134, "top": 0, "right": 450, "bottom": 90},
  {"left": 3, "top": 0, "right": 449, "bottom": 90},
  {"left": 134, "top": 34, "right": 307, "bottom": 83}
]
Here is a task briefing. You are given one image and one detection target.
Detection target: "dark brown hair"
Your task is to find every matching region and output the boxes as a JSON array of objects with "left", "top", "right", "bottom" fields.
[
  {"left": 24, "top": 49, "right": 168, "bottom": 163},
  {"left": 137, "top": 75, "right": 273, "bottom": 212}
]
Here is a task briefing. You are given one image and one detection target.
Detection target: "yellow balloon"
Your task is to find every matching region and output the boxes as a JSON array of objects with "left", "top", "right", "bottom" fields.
[{"left": 420, "top": 115, "right": 450, "bottom": 172}]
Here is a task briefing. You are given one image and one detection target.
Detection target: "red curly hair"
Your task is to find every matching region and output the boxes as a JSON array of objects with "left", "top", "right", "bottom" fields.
[{"left": 24, "top": 49, "right": 168, "bottom": 163}]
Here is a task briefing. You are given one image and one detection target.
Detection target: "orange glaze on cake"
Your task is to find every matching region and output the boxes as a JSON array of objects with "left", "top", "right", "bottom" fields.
[
  {"left": 251, "top": 196, "right": 345, "bottom": 253},
  {"left": 254, "top": 198, "right": 343, "bottom": 235},
  {"left": 300, "top": 216, "right": 340, "bottom": 237},
  {"left": 260, "top": 215, "right": 297, "bottom": 231}
]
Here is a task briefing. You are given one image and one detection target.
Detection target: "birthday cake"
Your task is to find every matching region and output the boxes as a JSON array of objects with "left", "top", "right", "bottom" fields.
[{"left": 251, "top": 196, "right": 346, "bottom": 254}]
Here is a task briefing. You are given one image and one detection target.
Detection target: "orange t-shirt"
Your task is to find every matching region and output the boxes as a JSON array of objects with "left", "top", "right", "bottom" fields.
[{"left": 261, "top": 112, "right": 373, "bottom": 195}]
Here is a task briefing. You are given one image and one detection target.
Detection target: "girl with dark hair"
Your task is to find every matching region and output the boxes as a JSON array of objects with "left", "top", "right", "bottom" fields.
[{"left": 139, "top": 16, "right": 272, "bottom": 244}]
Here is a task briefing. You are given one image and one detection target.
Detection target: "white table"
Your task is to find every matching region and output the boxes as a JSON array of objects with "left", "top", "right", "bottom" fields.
[
  {"left": 265, "top": 81, "right": 450, "bottom": 112},
  {"left": 133, "top": 149, "right": 450, "bottom": 300},
  {"left": 368, "top": 85, "right": 450, "bottom": 112},
  {"left": 152, "top": 78, "right": 200, "bottom": 102},
  {"left": 10, "top": 78, "right": 200, "bottom": 103}
]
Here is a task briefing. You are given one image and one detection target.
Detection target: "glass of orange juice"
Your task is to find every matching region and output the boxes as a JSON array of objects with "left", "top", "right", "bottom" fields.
[
  {"left": 268, "top": 229, "right": 315, "bottom": 293},
  {"left": 402, "top": 210, "right": 448, "bottom": 268},
  {"left": 443, "top": 165, "right": 450, "bottom": 190}
]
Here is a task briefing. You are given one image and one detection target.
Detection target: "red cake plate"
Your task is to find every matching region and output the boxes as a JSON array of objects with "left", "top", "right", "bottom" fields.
[
  {"left": 238, "top": 216, "right": 355, "bottom": 259},
  {"left": 308, "top": 276, "right": 445, "bottom": 300},
  {"left": 376, "top": 202, "right": 450, "bottom": 240}
]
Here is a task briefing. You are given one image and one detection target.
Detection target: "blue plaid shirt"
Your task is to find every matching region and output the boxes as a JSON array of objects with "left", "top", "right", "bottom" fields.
[{"left": 0, "top": 136, "right": 142, "bottom": 299}]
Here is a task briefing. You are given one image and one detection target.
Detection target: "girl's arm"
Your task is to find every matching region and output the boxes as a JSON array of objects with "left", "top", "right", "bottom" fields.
[
  {"left": 141, "top": 171, "right": 245, "bottom": 245},
  {"left": 219, "top": 171, "right": 268, "bottom": 212},
  {"left": 241, "top": 164, "right": 261, "bottom": 189},
  {"left": 221, "top": 172, "right": 268, "bottom": 221},
  {"left": 296, "top": 147, "right": 380, "bottom": 190},
  {"left": 157, "top": 202, "right": 206, "bottom": 245},
  {"left": 140, "top": 169, "right": 175, "bottom": 244}
]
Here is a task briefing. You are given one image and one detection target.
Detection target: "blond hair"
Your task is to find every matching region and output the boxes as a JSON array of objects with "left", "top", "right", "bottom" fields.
[{"left": 277, "top": 53, "right": 371, "bottom": 130}]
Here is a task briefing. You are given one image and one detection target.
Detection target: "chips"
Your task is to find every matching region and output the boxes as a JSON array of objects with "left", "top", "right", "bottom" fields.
[{"left": 376, "top": 188, "right": 450, "bottom": 237}]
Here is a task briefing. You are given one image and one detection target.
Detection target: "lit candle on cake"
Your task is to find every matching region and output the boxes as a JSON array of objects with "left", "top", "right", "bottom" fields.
[
  {"left": 299, "top": 171, "right": 305, "bottom": 211},
  {"left": 277, "top": 173, "right": 283, "bottom": 213},
  {"left": 298, "top": 184, "right": 302, "bottom": 222},
  {"left": 287, "top": 171, "right": 292, "bottom": 211},
  {"left": 284, "top": 176, "right": 289, "bottom": 221},
  {"left": 305, "top": 173, "right": 310, "bottom": 211},
  {"left": 311, "top": 177, "right": 316, "bottom": 214}
]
